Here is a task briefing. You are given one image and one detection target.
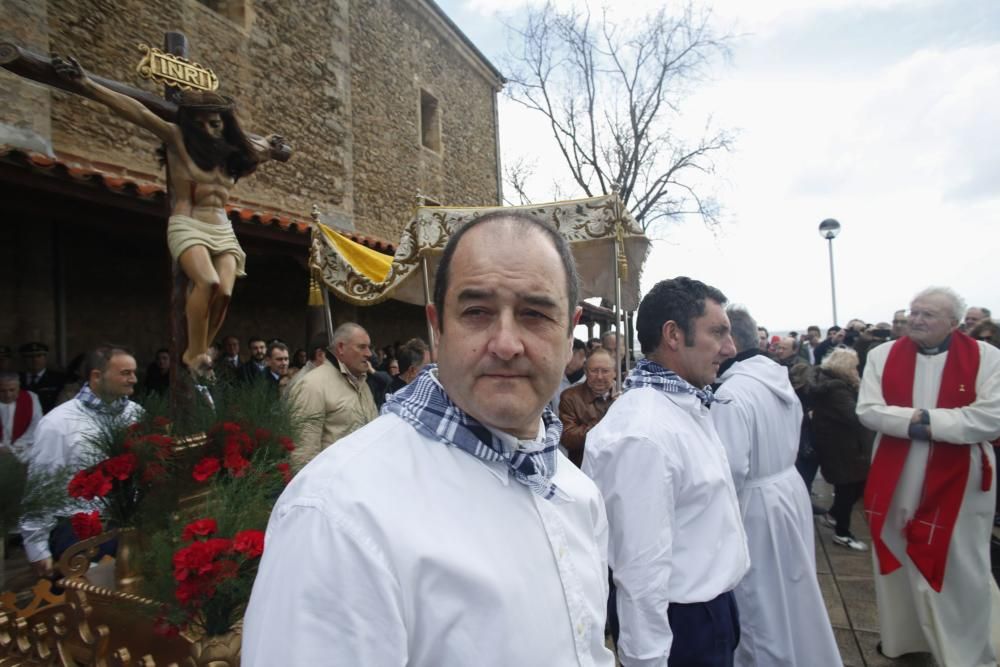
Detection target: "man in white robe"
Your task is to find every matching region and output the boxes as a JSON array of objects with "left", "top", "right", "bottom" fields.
[
  {"left": 0, "top": 372, "right": 42, "bottom": 462},
  {"left": 858, "top": 286, "right": 1000, "bottom": 666},
  {"left": 712, "top": 307, "right": 842, "bottom": 667}
]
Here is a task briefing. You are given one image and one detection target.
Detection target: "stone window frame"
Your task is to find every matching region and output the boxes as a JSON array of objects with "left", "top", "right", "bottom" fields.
[{"left": 419, "top": 87, "right": 443, "bottom": 155}]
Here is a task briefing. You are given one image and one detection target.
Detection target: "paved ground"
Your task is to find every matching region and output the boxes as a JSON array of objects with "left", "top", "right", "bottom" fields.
[{"left": 812, "top": 481, "right": 937, "bottom": 667}]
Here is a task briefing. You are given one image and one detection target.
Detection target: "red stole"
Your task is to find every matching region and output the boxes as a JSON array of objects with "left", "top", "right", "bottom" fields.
[
  {"left": 864, "top": 331, "right": 982, "bottom": 592},
  {"left": 1, "top": 390, "right": 33, "bottom": 443}
]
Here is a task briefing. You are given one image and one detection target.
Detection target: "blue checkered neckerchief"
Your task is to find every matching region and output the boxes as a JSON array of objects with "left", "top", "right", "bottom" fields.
[
  {"left": 76, "top": 384, "right": 131, "bottom": 417},
  {"left": 624, "top": 358, "right": 730, "bottom": 407},
  {"left": 383, "top": 365, "right": 571, "bottom": 502}
]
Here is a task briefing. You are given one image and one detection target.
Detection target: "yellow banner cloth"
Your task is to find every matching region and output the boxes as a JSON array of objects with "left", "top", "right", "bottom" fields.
[{"left": 319, "top": 223, "right": 393, "bottom": 283}]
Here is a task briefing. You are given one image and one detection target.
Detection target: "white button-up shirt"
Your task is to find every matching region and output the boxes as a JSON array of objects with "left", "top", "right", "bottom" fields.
[
  {"left": 243, "top": 412, "right": 615, "bottom": 667},
  {"left": 584, "top": 386, "right": 750, "bottom": 667},
  {"left": 20, "top": 397, "right": 141, "bottom": 562}
]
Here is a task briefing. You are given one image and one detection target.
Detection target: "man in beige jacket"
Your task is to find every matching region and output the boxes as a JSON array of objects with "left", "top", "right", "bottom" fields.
[{"left": 291, "top": 322, "right": 378, "bottom": 470}]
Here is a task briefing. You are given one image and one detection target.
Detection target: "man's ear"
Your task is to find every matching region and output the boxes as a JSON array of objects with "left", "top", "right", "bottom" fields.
[
  {"left": 427, "top": 303, "right": 442, "bottom": 335},
  {"left": 572, "top": 305, "right": 583, "bottom": 328},
  {"left": 661, "top": 320, "right": 683, "bottom": 351}
]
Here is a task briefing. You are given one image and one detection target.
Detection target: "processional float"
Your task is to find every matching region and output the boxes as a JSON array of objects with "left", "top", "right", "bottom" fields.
[{"left": 309, "top": 191, "right": 651, "bottom": 388}]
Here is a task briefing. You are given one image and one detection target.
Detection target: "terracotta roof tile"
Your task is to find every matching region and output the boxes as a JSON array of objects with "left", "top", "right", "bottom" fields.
[{"left": 0, "top": 145, "right": 395, "bottom": 255}]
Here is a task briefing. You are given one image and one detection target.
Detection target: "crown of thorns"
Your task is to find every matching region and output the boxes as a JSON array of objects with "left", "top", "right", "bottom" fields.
[{"left": 178, "top": 90, "right": 235, "bottom": 111}]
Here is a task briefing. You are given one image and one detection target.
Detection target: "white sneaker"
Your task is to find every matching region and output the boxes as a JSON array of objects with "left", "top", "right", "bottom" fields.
[{"left": 832, "top": 534, "right": 868, "bottom": 551}]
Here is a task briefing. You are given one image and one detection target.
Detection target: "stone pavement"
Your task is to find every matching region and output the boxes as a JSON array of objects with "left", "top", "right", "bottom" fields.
[{"left": 812, "top": 481, "right": 937, "bottom": 667}]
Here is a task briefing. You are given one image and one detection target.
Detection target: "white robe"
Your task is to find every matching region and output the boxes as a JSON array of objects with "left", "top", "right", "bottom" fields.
[
  {"left": 713, "top": 355, "right": 843, "bottom": 667},
  {"left": 0, "top": 389, "right": 42, "bottom": 462},
  {"left": 858, "top": 338, "right": 1000, "bottom": 667}
]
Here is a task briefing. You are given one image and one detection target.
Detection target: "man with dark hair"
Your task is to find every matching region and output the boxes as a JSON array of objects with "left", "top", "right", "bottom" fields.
[
  {"left": 239, "top": 336, "right": 268, "bottom": 384},
  {"left": 585, "top": 276, "right": 747, "bottom": 666},
  {"left": 757, "top": 326, "right": 770, "bottom": 353},
  {"left": 891, "top": 310, "right": 909, "bottom": 339},
  {"left": 588, "top": 337, "right": 602, "bottom": 352},
  {"left": 548, "top": 338, "right": 588, "bottom": 412},
  {"left": 19, "top": 342, "right": 66, "bottom": 414},
  {"left": 287, "top": 333, "right": 329, "bottom": 391},
  {"left": 712, "top": 307, "right": 840, "bottom": 666},
  {"left": 52, "top": 56, "right": 285, "bottom": 374},
  {"left": 21, "top": 344, "right": 140, "bottom": 578},
  {"left": 387, "top": 338, "right": 430, "bottom": 395},
  {"left": 812, "top": 326, "right": 843, "bottom": 365},
  {"left": 246, "top": 213, "right": 613, "bottom": 666},
  {"left": 264, "top": 341, "right": 290, "bottom": 394},
  {"left": 143, "top": 348, "right": 171, "bottom": 397}
]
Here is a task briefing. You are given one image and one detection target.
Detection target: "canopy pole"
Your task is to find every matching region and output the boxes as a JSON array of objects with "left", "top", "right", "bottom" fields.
[
  {"left": 613, "top": 237, "right": 623, "bottom": 389},
  {"left": 321, "top": 287, "right": 335, "bottom": 342},
  {"left": 421, "top": 255, "right": 437, "bottom": 359}
]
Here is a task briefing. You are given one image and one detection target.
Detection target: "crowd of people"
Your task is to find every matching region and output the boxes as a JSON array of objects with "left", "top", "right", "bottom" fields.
[{"left": 3, "top": 211, "right": 998, "bottom": 666}]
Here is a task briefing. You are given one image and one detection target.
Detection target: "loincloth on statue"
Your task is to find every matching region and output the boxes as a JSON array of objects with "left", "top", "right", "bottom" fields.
[{"left": 167, "top": 214, "right": 247, "bottom": 277}]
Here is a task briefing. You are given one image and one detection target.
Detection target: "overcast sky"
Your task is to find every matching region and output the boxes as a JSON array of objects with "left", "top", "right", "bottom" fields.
[{"left": 437, "top": 0, "right": 999, "bottom": 332}]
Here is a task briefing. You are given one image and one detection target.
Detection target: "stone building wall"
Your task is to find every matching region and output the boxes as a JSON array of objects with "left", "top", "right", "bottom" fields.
[
  {"left": 350, "top": 0, "right": 501, "bottom": 241},
  {"left": 1, "top": 0, "right": 352, "bottom": 222}
]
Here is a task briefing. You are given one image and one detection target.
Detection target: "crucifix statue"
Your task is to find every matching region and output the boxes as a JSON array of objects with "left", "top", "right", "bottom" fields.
[{"left": 46, "top": 51, "right": 287, "bottom": 374}]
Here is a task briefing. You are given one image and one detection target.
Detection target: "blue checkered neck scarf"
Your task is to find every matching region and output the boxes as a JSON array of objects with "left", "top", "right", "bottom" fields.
[
  {"left": 383, "top": 365, "right": 571, "bottom": 502},
  {"left": 76, "top": 384, "right": 131, "bottom": 417},
  {"left": 624, "top": 358, "right": 730, "bottom": 407}
]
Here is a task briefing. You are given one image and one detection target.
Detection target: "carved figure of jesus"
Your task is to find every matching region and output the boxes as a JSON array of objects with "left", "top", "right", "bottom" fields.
[{"left": 53, "top": 55, "right": 283, "bottom": 373}]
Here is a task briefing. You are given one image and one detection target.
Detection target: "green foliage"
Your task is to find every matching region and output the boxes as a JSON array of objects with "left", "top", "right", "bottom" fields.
[{"left": 0, "top": 454, "right": 73, "bottom": 535}]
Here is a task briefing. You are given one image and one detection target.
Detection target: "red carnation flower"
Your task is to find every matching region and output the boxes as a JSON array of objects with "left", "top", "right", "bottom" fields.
[
  {"left": 153, "top": 415, "right": 172, "bottom": 428},
  {"left": 68, "top": 469, "right": 113, "bottom": 500},
  {"left": 278, "top": 436, "right": 295, "bottom": 452},
  {"left": 277, "top": 462, "right": 292, "bottom": 484},
  {"left": 192, "top": 457, "right": 221, "bottom": 482},
  {"left": 102, "top": 453, "right": 138, "bottom": 481},
  {"left": 233, "top": 529, "right": 265, "bottom": 559},
  {"left": 68, "top": 469, "right": 92, "bottom": 498},
  {"left": 222, "top": 421, "right": 242, "bottom": 434},
  {"left": 183, "top": 520, "right": 216, "bottom": 544},
  {"left": 182, "top": 518, "right": 218, "bottom": 543},
  {"left": 127, "top": 422, "right": 143, "bottom": 434},
  {"left": 70, "top": 511, "right": 103, "bottom": 540},
  {"left": 254, "top": 427, "right": 272, "bottom": 442},
  {"left": 222, "top": 442, "right": 251, "bottom": 477}
]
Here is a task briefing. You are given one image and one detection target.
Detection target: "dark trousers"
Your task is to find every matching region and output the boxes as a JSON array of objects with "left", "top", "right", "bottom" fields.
[
  {"left": 829, "top": 481, "right": 865, "bottom": 537},
  {"left": 667, "top": 590, "right": 740, "bottom": 667},
  {"left": 48, "top": 519, "right": 117, "bottom": 566}
]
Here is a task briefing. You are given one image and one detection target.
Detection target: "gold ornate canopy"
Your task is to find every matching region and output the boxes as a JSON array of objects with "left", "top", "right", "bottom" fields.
[{"left": 311, "top": 194, "right": 651, "bottom": 311}]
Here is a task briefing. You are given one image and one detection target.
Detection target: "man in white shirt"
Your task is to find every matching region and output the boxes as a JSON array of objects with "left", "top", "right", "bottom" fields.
[
  {"left": 711, "top": 307, "right": 841, "bottom": 667},
  {"left": 585, "top": 276, "right": 749, "bottom": 667},
  {"left": 21, "top": 344, "right": 140, "bottom": 578},
  {"left": 0, "top": 372, "right": 42, "bottom": 462},
  {"left": 858, "top": 287, "right": 1000, "bottom": 666},
  {"left": 244, "top": 211, "right": 615, "bottom": 666}
]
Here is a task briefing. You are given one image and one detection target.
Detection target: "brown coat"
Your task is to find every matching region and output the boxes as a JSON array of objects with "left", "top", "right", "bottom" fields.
[
  {"left": 807, "top": 370, "right": 874, "bottom": 484},
  {"left": 558, "top": 383, "right": 615, "bottom": 467}
]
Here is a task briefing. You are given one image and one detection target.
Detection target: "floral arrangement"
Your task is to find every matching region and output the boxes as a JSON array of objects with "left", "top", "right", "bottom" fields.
[
  {"left": 157, "top": 517, "right": 266, "bottom": 636},
  {"left": 67, "top": 415, "right": 175, "bottom": 539},
  {"left": 189, "top": 420, "right": 295, "bottom": 486}
]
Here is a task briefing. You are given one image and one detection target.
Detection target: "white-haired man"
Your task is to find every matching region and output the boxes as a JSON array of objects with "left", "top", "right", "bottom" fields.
[
  {"left": 712, "top": 307, "right": 841, "bottom": 667},
  {"left": 290, "top": 322, "right": 378, "bottom": 470},
  {"left": 858, "top": 287, "right": 1000, "bottom": 665}
]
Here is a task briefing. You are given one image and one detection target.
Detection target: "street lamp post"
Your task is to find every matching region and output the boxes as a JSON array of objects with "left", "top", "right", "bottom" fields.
[{"left": 818, "top": 218, "right": 841, "bottom": 326}]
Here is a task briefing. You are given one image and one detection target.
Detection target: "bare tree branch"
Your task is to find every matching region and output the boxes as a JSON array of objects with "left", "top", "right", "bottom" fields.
[{"left": 503, "top": 1, "right": 733, "bottom": 233}]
